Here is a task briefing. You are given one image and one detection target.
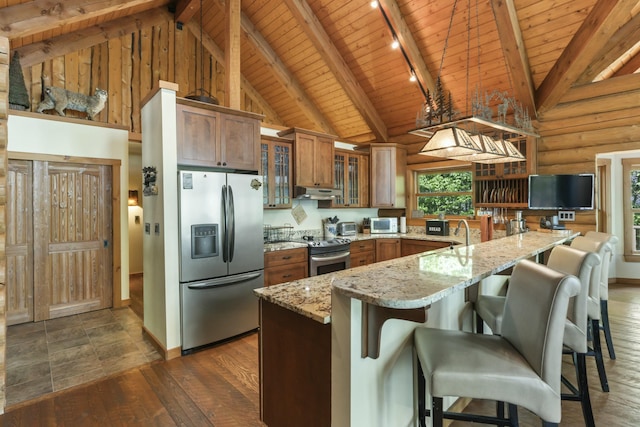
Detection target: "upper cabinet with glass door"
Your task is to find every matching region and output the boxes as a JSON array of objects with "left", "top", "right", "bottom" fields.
[
  {"left": 332, "top": 149, "right": 369, "bottom": 208},
  {"left": 261, "top": 135, "right": 293, "bottom": 209}
]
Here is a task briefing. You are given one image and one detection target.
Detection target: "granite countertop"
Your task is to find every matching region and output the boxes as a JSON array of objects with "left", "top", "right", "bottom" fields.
[
  {"left": 263, "top": 231, "right": 469, "bottom": 253},
  {"left": 255, "top": 230, "right": 578, "bottom": 324}
]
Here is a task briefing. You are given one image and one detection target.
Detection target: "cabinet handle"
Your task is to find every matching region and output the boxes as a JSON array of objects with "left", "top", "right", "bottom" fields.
[
  {"left": 223, "top": 162, "right": 227, "bottom": 166},
  {"left": 283, "top": 274, "right": 291, "bottom": 278},
  {"left": 217, "top": 162, "right": 222, "bottom": 166},
  {"left": 282, "top": 256, "right": 292, "bottom": 260}
]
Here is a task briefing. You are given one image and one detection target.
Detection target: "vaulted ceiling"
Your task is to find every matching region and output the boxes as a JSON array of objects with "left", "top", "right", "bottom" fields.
[{"left": 3, "top": 0, "right": 640, "bottom": 145}]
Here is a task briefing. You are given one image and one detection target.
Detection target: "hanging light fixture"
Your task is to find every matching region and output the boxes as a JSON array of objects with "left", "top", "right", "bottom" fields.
[
  {"left": 185, "top": 0, "right": 219, "bottom": 105},
  {"left": 411, "top": 0, "right": 537, "bottom": 162}
]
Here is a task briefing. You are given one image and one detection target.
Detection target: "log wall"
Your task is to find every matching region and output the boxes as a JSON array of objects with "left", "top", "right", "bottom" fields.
[{"left": 17, "top": 19, "right": 273, "bottom": 132}]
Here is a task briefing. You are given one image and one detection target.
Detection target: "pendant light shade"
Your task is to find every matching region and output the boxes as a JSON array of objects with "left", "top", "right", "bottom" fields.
[{"left": 419, "top": 127, "right": 483, "bottom": 157}]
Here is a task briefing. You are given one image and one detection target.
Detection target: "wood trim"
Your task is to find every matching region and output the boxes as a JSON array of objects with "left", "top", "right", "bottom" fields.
[
  {"left": 112, "top": 162, "right": 123, "bottom": 308},
  {"left": 224, "top": 0, "right": 242, "bottom": 109},
  {"left": 622, "top": 157, "right": 640, "bottom": 261},
  {"left": 141, "top": 80, "right": 179, "bottom": 108},
  {"left": 174, "top": 0, "right": 200, "bottom": 25},
  {"left": 142, "top": 325, "right": 182, "bottom": 360},
  {"left": 9, "top": 110, "right": 129, "bottom": 130}
]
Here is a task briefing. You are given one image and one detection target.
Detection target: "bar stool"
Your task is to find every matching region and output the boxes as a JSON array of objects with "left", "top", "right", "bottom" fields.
[
  {"left": 473, "top": 244, "right": 600, "bottom": 427},
  {"left": 570, "top": 236, "right": 611, "bottom": 392},
  {"left": 585, "top": 230, "right": 619, "bottom": 359},
  {"left": 415, "top": 259, "right": 581, "bottom": 427}
]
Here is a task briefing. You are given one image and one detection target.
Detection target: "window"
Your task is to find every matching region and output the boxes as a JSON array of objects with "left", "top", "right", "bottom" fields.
[
  {"left": 622, "top": 158, "right": 640, "bottom": 261},
  {"left": 415, "top": 169, "right": 473, "bottom": 216}
]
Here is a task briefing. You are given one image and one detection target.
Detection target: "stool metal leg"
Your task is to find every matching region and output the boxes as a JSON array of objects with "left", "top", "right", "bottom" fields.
[
  {"left": 432, "top": 397, "right": 444, "bottom": 427},
  {"left": 590, "top": 318, "right": 610, "bottom": 392},
  {"left": 476, "top": 312, "right": 484, "bottom": 334},
  {"left": 601, "top": 299, "right": 616, "bottom": 359},
  {"left": 418, "top": 362, "right": 426, "bottom": 427}
]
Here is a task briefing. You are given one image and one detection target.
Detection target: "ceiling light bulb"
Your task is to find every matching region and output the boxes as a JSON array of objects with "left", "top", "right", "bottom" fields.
[
  {"left": 371, "top": 1, "right": 378, "bottom": 8},
  {"left": 409, "top": 73, "right": 417, "bottom": 82},
  {"left": 391, "top": 39, "right": 399, "bottom": 49}
]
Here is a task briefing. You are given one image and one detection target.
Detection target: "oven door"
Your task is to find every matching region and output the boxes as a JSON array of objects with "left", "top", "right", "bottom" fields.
[{"left": 309, "top": 250, "right": 351, "bottom": 276}]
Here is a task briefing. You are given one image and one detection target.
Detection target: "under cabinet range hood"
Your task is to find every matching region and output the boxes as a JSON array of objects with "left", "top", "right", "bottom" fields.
[{"left": 294, "top": 186, "right": 342, "bottom": 200}]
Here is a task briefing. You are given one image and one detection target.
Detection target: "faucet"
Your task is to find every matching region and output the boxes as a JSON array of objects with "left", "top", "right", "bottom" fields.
[{"left": 454, "top": 219, "right": 470, "bottom": 247}]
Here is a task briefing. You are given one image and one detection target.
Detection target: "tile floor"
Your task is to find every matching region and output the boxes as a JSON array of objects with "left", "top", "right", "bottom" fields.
[{"left": 5, "top": 307, "right": 162, "bottom": 407}]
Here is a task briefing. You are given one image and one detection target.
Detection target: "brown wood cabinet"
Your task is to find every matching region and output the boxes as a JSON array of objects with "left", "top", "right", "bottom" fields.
[
  {"left": 333, "top": 149, "right": 369, "bottom": 208},
  {"left": 350, "top": 239, "right": 376, "bottom": 267},
  {"left": 401, "top": 239, "right": 452, "bottom": 257},
  {"left": 278, "top": 127, "right": 336, "bottom": 188},
  {"left": 176, "top": 99, "right": 262, "bottom": 170},
  {"left": 264, "top": 248, "right": 308, "bottom": 286},
  {"left": 261, "top": 135, "right": 293, "bottom": 209},
  {"left": 369, "top": 144, "right": 406, "bottom": 208},
  {"left": 375, "top": 238, "right": 401, "bottom": 262}
]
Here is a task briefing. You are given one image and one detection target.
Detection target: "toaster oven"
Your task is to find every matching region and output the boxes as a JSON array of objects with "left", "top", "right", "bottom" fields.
[{"left": 337, "top": 222, "right": 357, "bottom": 236}]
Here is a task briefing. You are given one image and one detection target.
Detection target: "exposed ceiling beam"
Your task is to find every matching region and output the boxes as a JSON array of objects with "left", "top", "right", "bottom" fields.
[
  {"left": 283, "top": 0, "right": 388, "bottom": 141},
  {"left": 490, "top": 0, "right": 536, "bottom": 118},
  {"left": 174, "top": 0, "right": 200, "bottom": 25},
  {"left": 612, "top": 50, "right": 640, "bottom": 77},
  {"left": 577, "top": 12, "right": 640, "bottom": 84},
  {"left": 379, "top": 0, "right": 436, "bottom": 94},
  {"left": 186, "top": 20, "right": 285, "bottom": 125},
  {"left": 0, "top": 0, "right": 164, "bottom": 40},
  {"left": 215, "top": 0, "right": 337, "bottom": 135},
  {"left": 15, "top": 7, "right": 173, "bottom": 68},
  {"left": 224, "top": 0, "right": 241, "bottom": 109},
  {"left": 535, "top": 0, "right": 638, "bottom": 114}
]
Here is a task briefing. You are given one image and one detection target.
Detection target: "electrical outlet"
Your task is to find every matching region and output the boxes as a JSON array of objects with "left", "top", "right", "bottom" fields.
[{"left": 558, "top": 210, "right": 575, "bottom": 221}]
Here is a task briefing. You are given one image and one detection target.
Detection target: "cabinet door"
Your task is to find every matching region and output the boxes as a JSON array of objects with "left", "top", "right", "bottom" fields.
[
  {"left": 401, "top": 239, "right": 451, "bottom": 257},
  {"left": 375, "top": 239, "right": 401, "bottom": 262},
  {"left": 315, "top": 137, "right": 335, "bottom": 188},
  {"left": 176, "top": 104, "right": 220, "bottom": 167},
  {"left": 370, "top": 146, "right": 396, "bottom": 207},
  {"left": 221, "top": 113, "right": 260, "bottom": 170},
  {"left": 295, "top": 133, "right": 317, "bottom": 187},
  {"left": 262, "top": 139, "right": 293, "bottom": 208}
]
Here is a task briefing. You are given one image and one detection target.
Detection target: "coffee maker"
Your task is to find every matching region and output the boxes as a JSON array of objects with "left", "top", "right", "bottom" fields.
[{"left": 506, "top": 211, "right": 527, "bottom": 236}]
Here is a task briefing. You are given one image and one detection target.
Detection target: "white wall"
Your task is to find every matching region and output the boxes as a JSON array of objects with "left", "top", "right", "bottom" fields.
[
  {"left": 128, "top": 143, "right": 144, "bottom": 274},
  {"left": 7, "top": 113, "right": 130, "bottom": 300},
  {"left": 597, "top": 149, "right": 640, "bottom": 280},
  {"left": 141, "top": 85, "right": 181, "bottom": 353}
]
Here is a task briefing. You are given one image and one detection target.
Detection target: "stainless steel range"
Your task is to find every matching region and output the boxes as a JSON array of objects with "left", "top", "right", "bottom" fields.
[{"left": 306, "top": 238, "right": 352, "bottom": 276}]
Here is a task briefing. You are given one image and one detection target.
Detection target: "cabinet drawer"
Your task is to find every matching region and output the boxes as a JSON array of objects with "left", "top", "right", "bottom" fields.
[
  {"left": 264, "top": 248, "right": 308, "bottom": 268},
  {"left": 350, "top": 251, "right": 375, "bottom": 268},
  {"left": 265, "top": 262, "right": 308, "bottom": 286},
  {"left": 350, "top": 239, "right": 375, "bottom": 254}
]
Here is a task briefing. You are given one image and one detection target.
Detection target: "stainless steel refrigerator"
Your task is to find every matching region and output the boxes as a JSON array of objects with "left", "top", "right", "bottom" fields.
[{"left": 178, "top": 170, "right": 264, "bottom": 354}]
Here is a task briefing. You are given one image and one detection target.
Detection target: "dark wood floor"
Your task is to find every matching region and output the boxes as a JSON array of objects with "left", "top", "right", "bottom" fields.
[{"left": 1, "top": 283, "right": 638, "bottom": 426}]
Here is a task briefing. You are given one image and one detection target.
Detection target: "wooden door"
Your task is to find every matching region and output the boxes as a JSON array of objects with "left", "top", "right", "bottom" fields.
[
  {"left": 33, "top": 161, "right": 113, "bottom": 321},
  {"left": 6, "top": 161, "right": 34, "bottom": 325}
]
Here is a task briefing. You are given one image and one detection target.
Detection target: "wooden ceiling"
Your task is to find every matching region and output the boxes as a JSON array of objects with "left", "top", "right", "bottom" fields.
[{"left": 3, "top": 0, "right": 640, "bottom": 145}]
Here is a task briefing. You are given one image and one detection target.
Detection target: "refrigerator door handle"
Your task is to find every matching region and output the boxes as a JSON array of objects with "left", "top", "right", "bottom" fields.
[
  {"left": 221, "top": 184, "right": 228, "bottom": 263},
  {"left": 186, "top": 271, "right": 262, "bottom": 289},
  {"left": 229, "top": 185, "right": 235, "bottom": 262}
]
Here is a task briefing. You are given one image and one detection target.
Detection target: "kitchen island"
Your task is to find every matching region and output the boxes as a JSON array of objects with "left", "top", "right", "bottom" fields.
[{"left": 254, "top": 231, "right": 578, "bottom": 427}]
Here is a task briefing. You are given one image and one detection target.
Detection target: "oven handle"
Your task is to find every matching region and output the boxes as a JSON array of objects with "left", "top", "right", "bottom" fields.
[{"left": 310, "top": 252, "right": 350, "bottom": 263}]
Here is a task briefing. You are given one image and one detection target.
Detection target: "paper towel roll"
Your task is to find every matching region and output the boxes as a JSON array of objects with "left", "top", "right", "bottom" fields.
[{"left": 400, "top": 217, "right": 407, "bottom": 233}]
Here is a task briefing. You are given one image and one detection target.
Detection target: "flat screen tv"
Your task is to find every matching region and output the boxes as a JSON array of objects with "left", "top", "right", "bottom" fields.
[{"left": 528, "top": 174, "right": 594, "bottom": 210}]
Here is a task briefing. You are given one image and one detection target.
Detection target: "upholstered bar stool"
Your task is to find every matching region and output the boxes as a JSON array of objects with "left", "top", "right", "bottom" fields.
[
  {"left": 570, "top": 235, "right": 611, "bottom": 392},
  {"left": 414, "top": 259, "right": 581, "bottom": 427},
  {"left": 585, "top": 230, "right": 619, "bottom": 359},
  {"left": 473, "top": 244, "right": 600, "bottom": 427}
]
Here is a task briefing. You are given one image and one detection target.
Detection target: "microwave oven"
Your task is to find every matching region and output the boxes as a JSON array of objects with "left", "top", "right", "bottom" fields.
[{"left": 370, "top": 217, "right": 398, "bottom": 234}]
